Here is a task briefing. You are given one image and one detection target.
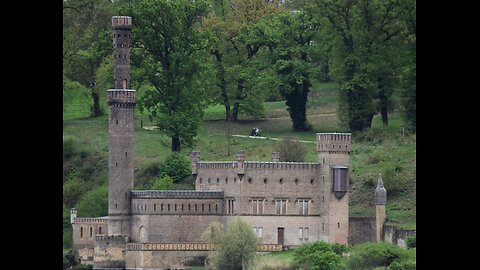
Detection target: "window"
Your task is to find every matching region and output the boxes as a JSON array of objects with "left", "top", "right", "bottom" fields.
[
  {"left": 80, "top": 227, "right": 83, "bottom": 238},
  {"left": 299, "top": 227, "right": 309, "bottom": 243},
  {"left": 275, "top": 199, "right": 287, "bottom": 215},
  {"left": 251, "top": 198, "right": 265, "bottom": 215},
  {"left": 154, "top": 204, "right": 157, "bottom": 211},
  {"left": 297, "top": 199, "right": 310, "bottom": 215},
  {"left": 253, "top": 227, "right": 263, "bottom": 239},
  {"left": 226, "top": 198, "right": 235, "bottom": 214},
  {"left": 161, "top": 204, "right": 164, "bottom": 211},
  {"left": 99, "top": 227, "right": 102, "bottom": 234},
  {"left": 90, "top": 227, "right": 93, "bottom": 237}
]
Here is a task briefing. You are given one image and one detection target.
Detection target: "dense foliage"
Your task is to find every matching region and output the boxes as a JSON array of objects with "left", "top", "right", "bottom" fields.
[
  {"left": 293, "top": 241, "right": 347, "bottom": 270},
  {"left": 203, "top": 219, "right": 260, "bottom": 270}
]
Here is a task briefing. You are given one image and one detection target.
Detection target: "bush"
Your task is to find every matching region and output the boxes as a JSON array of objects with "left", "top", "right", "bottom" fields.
[
  {"left": 64, "top": 138, "right": 75, "bottom": 159},
  {"left": 345, "top": 242, "right": 408, "bottom": 270},
  {"left": 152, "top": 175, "right": 174, "bottom": 190},
  {"left": 293, "top": 241, "right": 346, "bottom": 270},
  {"left": 160, "top": 152, "right": 191, "bottom": 183},
  {"left": 63, "top": 170, "right": 87, "bottom": 208},
  {"left": 406, "top": 236, "right": 416, "bottom": 249},
  {"left": 277, "top": 137, "right": 307, "bottom": 162}
]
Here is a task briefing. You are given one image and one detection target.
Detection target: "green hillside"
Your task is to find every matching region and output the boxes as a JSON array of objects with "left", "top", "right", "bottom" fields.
[{"left": 63, "top": 82, "right": 416, "bottom": 248}]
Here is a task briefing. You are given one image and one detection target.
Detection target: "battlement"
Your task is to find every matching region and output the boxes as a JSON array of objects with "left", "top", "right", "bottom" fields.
[
  {"left": 316, "top": 132, "right": 351, "bottom": 153},
  {"left": 125, "top": 243, "right": 282, "bottom": 252},
  {"left": 131, "top": 190, "right": 224, "bottom": 199},
  {"left": 74, "top": 217, "right": 108, "bottom": 224},
  {"left": 107, "top": 89, "right": 136, "bottom": 106},
  {"left": 126, "top": 243, "right": 215, "bottom": 251},
  {"left": 95, "top": 235, "right": 129, "bottom": 244},
  {"left": 197, "top": 161, "right": 236, "bottom": 169},
  {"left": 112, "top": 16, "right": 132, "bottom": 28},
  {"left": 245, "top": 161, "right": 320, "bottom": 170}
]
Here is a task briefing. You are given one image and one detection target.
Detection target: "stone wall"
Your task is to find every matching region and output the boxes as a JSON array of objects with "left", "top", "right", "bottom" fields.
[
  {"left": 348, "top": 217, "right": 376, "bottom": 244},
  {"left": 384, "top": 225, "right": 416, "bottom": 248},
  {"left": 125, "top": 250, "right": 208, "bottom": 269},
  {"left": 72, "top": 217, "right": 108, "bottom": 249}
]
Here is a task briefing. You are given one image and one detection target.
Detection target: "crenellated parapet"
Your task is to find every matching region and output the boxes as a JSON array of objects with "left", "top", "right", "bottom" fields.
[
  {"left": 245, "top": 161, "right": 320, "bottom": 170},
  {"left": 112, "top": 16, "right": 132, "bottom": 29},
  {"left": 95, "top": 235, "right": 129, "bottom": 244},
  {"left": 74, "top": 217, "right": 108, "bottom": 224},
  {"left": 316, "top": 133, "right": 351, "bottom": 153},
  {"left": 197, "top": 161, "right": 237, "bottom": 169},
  {"left": 131, "top": 190, "right": 224, "bottom": 199},
  {"left": 107, "top": 89, "right": 136, "bottom": 107}
]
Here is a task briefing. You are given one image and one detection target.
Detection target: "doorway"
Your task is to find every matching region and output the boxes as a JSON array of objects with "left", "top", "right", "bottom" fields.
[{"left": 277, "top": 227, "right": 284, "bottom": 245}]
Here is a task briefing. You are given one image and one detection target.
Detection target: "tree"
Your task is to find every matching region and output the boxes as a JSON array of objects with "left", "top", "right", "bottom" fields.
[
  {"left": 261, "top": 5, "right": 324, "bottom": 131},
  {"left": 123, "top": 0, "right": 213, "bottom": 151},
  {"left": 160, "top": 152, "right": 191, "bottom": 183},
  {"left": 63, "top": 0, "right": 114, "bottom": 117},
  {"left": 203, "top": 218, "right": 260, "bottom": 270},
  {"left": 315, "top": 0, "right": 408, "bottom": 131},
  {"left": 399, "top": 0, "right": 416, "bottom": 132},
  {"left": 202, "top": 0, "right": 282, "bottom": 121}
]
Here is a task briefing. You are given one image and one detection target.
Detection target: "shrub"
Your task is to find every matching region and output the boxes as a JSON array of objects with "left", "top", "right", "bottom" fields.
[
  {"left": 152, "top": 175, "right": 174, "bottom": 190},
  {"left": 64, "top": 138, "right": 75, "bottom": 159},
  {"left": 293, "top": 241, "right": 346, "bottom": 270},
  {"left": 75, "top": 184, "right": 108, "bottom": 217},
  {"left": 345, "top": 242, "right": 407, "bottom": 270},
  {"left": 160, "top": 152, "right": 191, "bottom": 183},
  {"left": 63, "top": 170, "right": 87, "bottom": 208},
  {"left": 277, "top": 137, "right": 307, "bottom": 162},
  {"left": 406, "top": 236, "right": 416, "bottom": 249}
]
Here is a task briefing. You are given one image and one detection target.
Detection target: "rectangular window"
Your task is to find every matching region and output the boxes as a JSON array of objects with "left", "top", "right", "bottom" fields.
[
  {"left": 299, "top": 227, "right": 309, "bottom": 243},
  {"left": 275, "top": 199, "right": 287, "bottom": 215},
  {"left": 297, "top": 199, "right": 310, "bottom": 215},
  {"left": 227, "top": 198, "right": 235, "bottom": 214},
  {"left": 251, "top": 198, "right": 265, "bottom": 215},
  {"left": 253, "top": 227, "right": 263, "bottom": 239}
]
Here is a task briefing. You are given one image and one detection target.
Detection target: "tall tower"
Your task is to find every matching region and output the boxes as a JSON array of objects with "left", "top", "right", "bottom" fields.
[
  {"left": 317, "top": 133, "right": 351, "bottom": 244},
  {"left": 107, "top": 16, "right": 136, "bottom": 236},
  {"left": 375, "top": 174, "right": 387, "bottom": 242}
]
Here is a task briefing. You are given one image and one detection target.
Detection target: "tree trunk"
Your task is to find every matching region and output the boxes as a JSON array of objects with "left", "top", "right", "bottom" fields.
[
  {"left": 285, "top": 82, "right": 309, "bottom": 131},
  {"left": 231, "top": 79, "right": 244, "bottom": 121},
  {"left": 171, "top": 136, "right": 181, "bottom": 152},
  {"left": 231, "top": 102, "right": 240, "bottom": 121},
  {"left": 91, "top": 89, "right": 103, "bottom": 117},
  {"left": 377, "top": 76, "right": 389, "bottom": 126},
  {"left": 213, "top": 50, "right": 231, "bottom": 121}
]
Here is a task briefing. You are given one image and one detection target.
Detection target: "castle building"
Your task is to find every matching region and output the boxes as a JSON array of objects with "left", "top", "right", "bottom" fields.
[{"left": 69, "top": 16, "right": 385, "bottom": 270}]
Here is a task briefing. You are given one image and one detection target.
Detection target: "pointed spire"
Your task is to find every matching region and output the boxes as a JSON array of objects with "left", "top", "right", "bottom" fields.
[
  {"left": 377, "top": 173, "right": 384, "bottom": 188},
  {"left": 375, "top": 173, "right": 387, "bottom": 205}
]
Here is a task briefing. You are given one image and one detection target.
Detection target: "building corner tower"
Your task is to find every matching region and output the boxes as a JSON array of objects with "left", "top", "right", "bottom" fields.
[
  {"left": 317, "top": 133, "right": 351, "bottom": 244},
  {"left": 107, "top": 16, "right": 136, "bottom": 237},
  {"left": 375, "top": 174, "right": 387, "bottom": 242}
]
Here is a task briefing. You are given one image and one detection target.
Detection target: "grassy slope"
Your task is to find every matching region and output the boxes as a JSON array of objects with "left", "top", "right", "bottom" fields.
[{"left": 63, "top": 82, "right": 416, "bottom": 230}]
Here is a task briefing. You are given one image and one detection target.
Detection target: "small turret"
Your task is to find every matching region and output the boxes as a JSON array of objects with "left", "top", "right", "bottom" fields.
[
  {"left": 191, "top": 151, "right": 200, "bottom": 175},
  {"left": 70, "top": 208, "right": 77, "bottom": 224},
  {"left": 375, "top": 174, "right": 387, "bottom": 242},
  {"left": 375, "top": 174, "right": 387, "bottom": 205},
  {"left": 236, "top": 150, "right": 245, "bottom": 177},
  {"left": 271, "top": 151, "right": 280, "bottom": 162}
]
